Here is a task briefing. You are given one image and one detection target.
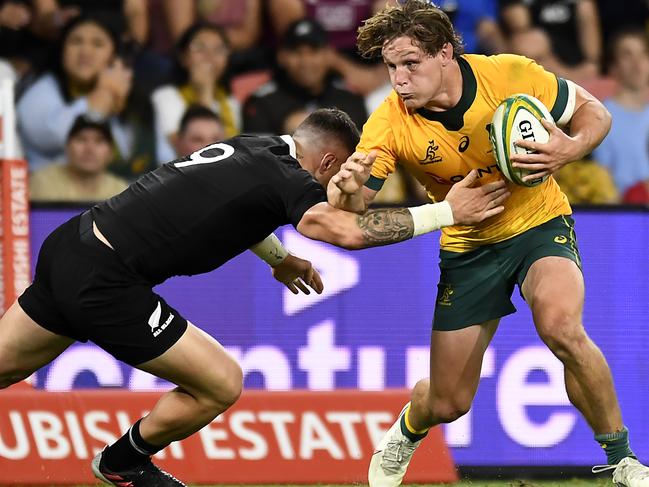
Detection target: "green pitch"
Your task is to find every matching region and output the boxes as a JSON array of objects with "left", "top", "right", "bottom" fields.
[
  {"left": 422, "top": 481, "right": 610, "bottom": 486},
  {"left": 69, "top": 481, "right": 612, "bottom": 487},
  {"left": 190, "top": 483, "right": 609, "bottom": 487}
]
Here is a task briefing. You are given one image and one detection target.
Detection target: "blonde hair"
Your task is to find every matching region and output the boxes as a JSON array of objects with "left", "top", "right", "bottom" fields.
[{"left": 357, "top": 0, "right": 463, "bottom": 60}]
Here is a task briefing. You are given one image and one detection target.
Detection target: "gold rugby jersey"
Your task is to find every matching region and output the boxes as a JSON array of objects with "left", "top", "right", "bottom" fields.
[{"left": 359, "top": 54, "right": 575, "bottom": 252}]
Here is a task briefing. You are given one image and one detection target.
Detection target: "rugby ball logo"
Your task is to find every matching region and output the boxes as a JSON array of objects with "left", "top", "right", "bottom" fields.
[{"left": 489, "top": 94, "right": 554, "bottom": 187}]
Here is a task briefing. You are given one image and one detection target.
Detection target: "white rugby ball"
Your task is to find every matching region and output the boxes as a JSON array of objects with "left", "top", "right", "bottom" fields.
[{"left": 489, "top": 94, "right": 554, "bottom": 187}]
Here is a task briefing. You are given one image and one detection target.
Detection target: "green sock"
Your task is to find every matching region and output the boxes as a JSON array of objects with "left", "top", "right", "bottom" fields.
[
  {"left": 399, "top": 405, "right": 428, "bottom": 443},
  {"left": 594, "top": 426, "right": 636, "bottom": 465}
]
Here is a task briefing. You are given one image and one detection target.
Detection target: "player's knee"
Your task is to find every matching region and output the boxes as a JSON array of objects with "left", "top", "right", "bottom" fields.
[
  {"left": 199, "top": 360, "right": 243, "bottom": 416},
  {"left": 536, "top": 310, "right": 586, "bottom": 360},
  {"left": 217, "top": 361, "right": 243, "bottom": 408},
  {"left": 428, "top": 396, "right": 472, "bottom": 424}
]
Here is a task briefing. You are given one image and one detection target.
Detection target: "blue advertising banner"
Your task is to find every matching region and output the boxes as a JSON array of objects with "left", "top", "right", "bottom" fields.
[{"left": 26, "top": 207, "right": 649, "bottom": 466}]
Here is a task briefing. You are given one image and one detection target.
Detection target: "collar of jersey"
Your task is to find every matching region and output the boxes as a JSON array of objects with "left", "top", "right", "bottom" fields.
[
  {"left": 415, "top": 56, "right": 477, "bottom": 131},
  {"left": 280, "top": 134, "right": 297, "bottom": 159}
]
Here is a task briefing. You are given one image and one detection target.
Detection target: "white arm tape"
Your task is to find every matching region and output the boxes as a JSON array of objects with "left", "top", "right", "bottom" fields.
[
  {"left": 249, "top": 233, "right": 289, "bottom": 266},
  {"left": 407, "top": 201, "right": 455, "bottom": 237}
]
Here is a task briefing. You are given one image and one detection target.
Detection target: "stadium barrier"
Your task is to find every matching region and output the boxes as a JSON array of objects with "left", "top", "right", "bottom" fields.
[
  {"left": 0, "top": 78, "right": 30, "bottom": 317},
  {"left": 0, "top": 158, "right": 30, "bottom": 317},
  {"left": 0, "top": 387, "right": 458, "bottom": 485}
]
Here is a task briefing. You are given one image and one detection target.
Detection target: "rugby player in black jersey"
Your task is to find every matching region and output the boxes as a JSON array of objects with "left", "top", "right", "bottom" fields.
[{"left": 0, "top": 109, "right": 508, "bottom": 486}]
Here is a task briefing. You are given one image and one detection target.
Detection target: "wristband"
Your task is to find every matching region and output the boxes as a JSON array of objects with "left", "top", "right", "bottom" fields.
[
  {"left": 249, "top": 233, "right": 289, "bottom": 266},
  {"left": 407, "top": 201, "right": 455, "bottom": 237}
]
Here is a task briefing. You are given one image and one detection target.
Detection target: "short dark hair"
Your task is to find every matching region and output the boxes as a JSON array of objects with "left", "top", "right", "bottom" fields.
[
  {"left": 67, "top": 115, "right": 113, "bottom": 143},
  {"left": 294, "top": 108, "right": 360, "bottom": 154},
  {"left": 178, "top": 105, "right": 222, "bottom": 135},
  {"left": 357, "top": 0, "right": 463, "bottom": 60},
  {"left": 282, "top": 18, "right": 328, "bottom": 49},
  {"left": 176, "top": 21, "right": 230, "bottom": 54}
]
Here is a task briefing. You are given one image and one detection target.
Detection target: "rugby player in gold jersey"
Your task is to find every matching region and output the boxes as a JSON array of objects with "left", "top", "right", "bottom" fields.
[{"left": 330, "top": 1, "right": 648, "bottom": 486}]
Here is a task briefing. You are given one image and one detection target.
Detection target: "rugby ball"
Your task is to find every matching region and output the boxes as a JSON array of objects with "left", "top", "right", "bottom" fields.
[{"left": 489, "top": 94, "right": 554, "bottom": 187}]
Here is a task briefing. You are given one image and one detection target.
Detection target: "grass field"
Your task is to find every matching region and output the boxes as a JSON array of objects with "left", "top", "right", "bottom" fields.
[
  {"left": 418, "top": 481, "right": 610, "bottom": 486},
  {"left": 65, "top": 482, "right": 613, "bottom": 487},
  {"left": 210, "top": 483, "right": 611, "bottom": 487}
]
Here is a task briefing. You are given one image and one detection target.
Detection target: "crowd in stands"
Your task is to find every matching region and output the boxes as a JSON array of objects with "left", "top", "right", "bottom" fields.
[{"left": 1, "top": 0, "right": 648, "bottom": 206}]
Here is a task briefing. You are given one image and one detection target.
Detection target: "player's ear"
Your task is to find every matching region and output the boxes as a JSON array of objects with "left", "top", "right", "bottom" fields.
[
  {"left": 319, "top": 152, "right": 338, "bottom": 174},
  {"left": 440, "top": 42, "right": 453, "bottom": 66}
]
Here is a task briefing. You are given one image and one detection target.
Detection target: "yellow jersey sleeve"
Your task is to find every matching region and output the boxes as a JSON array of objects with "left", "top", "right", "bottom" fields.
[
  {"left": 357, "top": 98, "right": 398, "bottom": 191},
  {"left": 497, "top": 54, "right": 575, "bottom": 126}
]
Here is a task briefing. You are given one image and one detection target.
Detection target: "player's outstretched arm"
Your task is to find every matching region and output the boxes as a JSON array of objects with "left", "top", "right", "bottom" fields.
[
  {"left": 297, "top": 202, "right": 416, "bottom": 249},
  {"left": 327, "top": 151, "right": 377, "bottom": 214},
  {"left": 249, "top": 234, "right": 323, "bottom": 295},
  {"left": 298, "top": 172, "right": 510, "bottom": 249}
]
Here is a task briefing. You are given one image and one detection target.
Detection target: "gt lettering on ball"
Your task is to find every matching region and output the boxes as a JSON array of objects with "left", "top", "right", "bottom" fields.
[
  {"left": 490, "top": 94, "right": 553, "bottom": 187},
  {"left": 518, "top": 120, "right": 535, "bottom": 140}
]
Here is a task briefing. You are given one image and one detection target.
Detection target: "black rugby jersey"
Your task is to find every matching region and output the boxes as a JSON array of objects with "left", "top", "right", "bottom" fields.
[{"left": 92, "top": 135, "right": 326, "bottom": 283}]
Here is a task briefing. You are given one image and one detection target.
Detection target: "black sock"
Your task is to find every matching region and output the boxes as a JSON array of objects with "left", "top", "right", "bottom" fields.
[{"left": 102, "top": 419, "right": 165, "bottom": 472}]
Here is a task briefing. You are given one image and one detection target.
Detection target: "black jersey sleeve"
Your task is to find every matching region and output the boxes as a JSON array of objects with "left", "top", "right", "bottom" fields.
[{"left": 283, "top": 171, "right": 327, "bottom": 228}]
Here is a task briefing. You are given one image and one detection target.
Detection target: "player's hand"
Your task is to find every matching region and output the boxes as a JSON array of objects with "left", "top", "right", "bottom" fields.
[
  {"left": 444, "top": 170, "right": 511, "bottom": 225},
  {"left": 271, "top": 254, "right": 324, "bottom": 295},
  {"left": 510, "top": 119, "right": 578, "bottom": 183},
  {"left": 330, "top": 151, "right": 377, "bottom": 195}
]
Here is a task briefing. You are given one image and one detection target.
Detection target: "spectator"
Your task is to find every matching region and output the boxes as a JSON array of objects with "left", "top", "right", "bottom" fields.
[
  {"left": 622, "top": 180, "right": 649, "bottom": 204},
  {"left": 282, "top": 108, "right": 310, "bottom": 134},
  {"left": 597, "top": 0, "right": 649, "bottom": 48},
  {"left": 30, "top": 115, "right": 128, "bottom": 202},
  {"left": 29, "top": 1, "right": 156, "bottom": 93},
  {"left": 31, "top": 0, "right": 148, "bottom": 45},
  {"left": 553, "top": 159, "right": 619, "bottom": 204},
  {"left": 243, "top": 18, "right": 367, "bottom": 135},
  {"left": 146, "top": 0, "right": 193, "bottom": 57},
  {"left": 0, "top": 0, "right": 30, "bottom": 32},
  {"left": 200, "top": 0, "right": 267, "bottom": 69},
  {"left": 0, "top": 0, "right": 41, "bottom": 79},
  {"left": 439, "top": 0, "right": 506, "bottom": 54},
  {"left": 16, "top": 14, "right": 153, "bottom": 174},
  {"left": 304, "top": 0, "right": 384, "bottom": 56},
  {"left": 201, "top": 0, "right": 305, "bottom": 73},
  {"left": 0, "top": 58, "right": 16, "bottom": 82},
  {"left": 174, "top": 104, "right": 226, "bottom": 157},
  {"left": 151, "top": 22, "right": 239, "bottom": 163},
  {"left": 165, "top": 0, "right": 306, "bottom": 52},
  {"left": 146, "top": 0, "right": 305, "bottom": 75},
  {"left": 592, "top": 29, "right": 649, "bottom": 198},
  {"left": 318, "top": 0, "right": 392, "bottom": 99},
  {"left": 502, "top": 0, "right": 602, "bottom": 82}
]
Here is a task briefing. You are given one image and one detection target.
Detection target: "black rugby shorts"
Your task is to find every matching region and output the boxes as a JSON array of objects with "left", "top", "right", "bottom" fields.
[{"left": 18, "top": 211, "right": 187, "bottom": 366}]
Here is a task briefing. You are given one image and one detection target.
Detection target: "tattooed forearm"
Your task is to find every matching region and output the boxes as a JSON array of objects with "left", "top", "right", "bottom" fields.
[{"left": 357, "top": 208, "right": 414, "bottom": 246}]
